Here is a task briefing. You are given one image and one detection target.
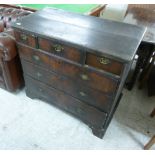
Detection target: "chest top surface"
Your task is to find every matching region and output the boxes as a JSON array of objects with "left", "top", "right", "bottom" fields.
[{"left": 11, "top": 8, "right": 146, "bottom": 62}]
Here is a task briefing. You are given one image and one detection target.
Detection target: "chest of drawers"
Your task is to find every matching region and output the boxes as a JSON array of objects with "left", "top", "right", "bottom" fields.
[{"left": 11, "top": 8, "right": 145, "bottom": 138}]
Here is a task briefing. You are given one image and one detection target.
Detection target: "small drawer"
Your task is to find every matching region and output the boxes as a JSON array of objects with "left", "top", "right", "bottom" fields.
[
  {"left": 38, "top": 38, "right": 84, "bottom": 64},
  {"left": 14, "top": 30, "right": 37, "bottom": 48},
  {"left": 85, "top": 53, "right": 123, "bottom": 75},
  {"left": 18, "top": 43, "right": 49, "bottom": 69}
]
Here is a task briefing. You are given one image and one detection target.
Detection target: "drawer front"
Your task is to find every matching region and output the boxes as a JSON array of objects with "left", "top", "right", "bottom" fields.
[
  {"left": 22, "top": 60, "right": 113, "bottom": 112},
  {"left": 86, "top": 53, "right": 123, "bottom": 75},
  {"left": 14, "top": 30, "right": 37, "bottom": 48},
  {"left": 18, "top": 44, "right": 49, "bottom": 68},
  {"left": 38, "top": 38, "right": 84, "bottom": 64},
  {"left": 18, "top": 44, "right": 119, "bottom": 95},
  {"left": 25, "top": 75, "right": 107, "bottom": 128}
]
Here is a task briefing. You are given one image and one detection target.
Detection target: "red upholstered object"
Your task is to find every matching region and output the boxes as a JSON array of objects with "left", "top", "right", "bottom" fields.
[{"left": 0, "top": 6, "right": 33, "bottom": 91}]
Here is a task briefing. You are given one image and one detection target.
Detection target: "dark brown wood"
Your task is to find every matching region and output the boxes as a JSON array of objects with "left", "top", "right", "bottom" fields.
[
  {"left": 38, "top": 37, "right": 85, "bottom": 64},
  {"left": 2, "top": 55, "right": 24, "bottom": 91},
  {"left": 25, "top": 75, "right": 108, "bottom": 129},
  {"left": 0, "top": 33, "right": 24, "bottom": 91},
  {"left": 14, "top": 30, "right": 37, "bottom": 48},
  {"left": 128, "top": 43, "right": 155, "bottom": 90},
  {"left": 12, "top": 8, "right": 145, "bottom": 62},
  {"left": 18, "top": 43, "right": 119, "bottom": 94},
  {"left": 0, "top": 5, "right": 33, "bottom": 92},
  {"left": 12, "top": 8, "right": 144, "bottom": 138},
  {"left": 86, "top": 52, "right": 123, "bottom": 75},
  {"left": 139, "top": 54, "right": 155, "bottom": 89},
  {"left": 22, "top": 59, "right": 113, "bottom": 113}
]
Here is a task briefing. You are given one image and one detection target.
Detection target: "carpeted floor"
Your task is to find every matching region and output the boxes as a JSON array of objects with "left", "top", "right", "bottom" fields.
[{"left": 0, "top": 83, "right": 155, "bottom": 149}]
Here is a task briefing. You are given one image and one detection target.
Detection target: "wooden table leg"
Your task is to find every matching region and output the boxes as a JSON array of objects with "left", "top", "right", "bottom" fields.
[
  {"left": 126, "top": 43, "right": 154, "bottom": 90},
  {"left": 150, "top": 108, "right": 155, "bottom": 117},
  {"left": 144, "top": 135, "right": 155, "bottom": 150},
  {"left": 138, "top": 44, "right": 155, "bottom": 82},
  {"left": 138, "top": 55, "right": 155, "bottom": 89},
  {"left": 126, "top": 46, "right": 144, "bottom": 90}
]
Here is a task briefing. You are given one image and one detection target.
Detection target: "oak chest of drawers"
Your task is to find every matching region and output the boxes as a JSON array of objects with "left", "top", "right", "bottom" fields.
[{"left": 11, "top": 8, "right": 145, "bottom": 138}]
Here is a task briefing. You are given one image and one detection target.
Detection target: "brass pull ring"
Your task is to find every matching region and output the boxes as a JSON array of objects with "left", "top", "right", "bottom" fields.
[
  {"left": 53, "top": 44, "right": 64, "bottom": 53},
  {"left": 80, "top": 74, "right": 89, "bottom": 80},
  {"left": 79, "top": 91, "right": 86, "bottom": 97},
  {"left": 99, "top": 57, "right": 110, "bottom": 65},
  {"left": 20, "top": 34, "right": 27, "bottom": 41},
  {"left": 32, "top": 55, "right": 40, "bottom": 61}
]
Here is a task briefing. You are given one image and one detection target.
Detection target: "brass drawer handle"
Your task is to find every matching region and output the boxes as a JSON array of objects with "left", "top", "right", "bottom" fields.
[
  {"left": 36, "top": 72, "right": 42, "bottom": 78},
  {"left": 32, "top": 55, "right": 40, "bottom": 61},
  {"left": 99, "top": 57, "right": 111, "bottom": 65},
  {"left": 20, "top": 34, "right": 27, "bottom": 41},
  {"left": 53, "top": 44, "right": 64, "bottom": 53},
  {"left": 80, "top": 74, "right": 89, "bottom": 80},
  {"left": 79, "top": 91, "right": 86, "bottom": 97}
]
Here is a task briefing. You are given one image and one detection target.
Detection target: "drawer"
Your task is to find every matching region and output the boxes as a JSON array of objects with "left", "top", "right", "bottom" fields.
[
  {"left": 18, "top": 43, "right": 119, "bottom": 94},
  {"left": 85, "top": 53, "right": 123, "bottom": 75},
  {"left": 38, "top": 38, "right": 84, "bottom": 64},
  {"left": 18, "top": 43, "right": 49, "bottom": 68},
  {"left": 22, "top": 60, "right": 113, "bottom": 112},
  {"left": 14, "top": 30, "right": 37, "bottom": 48},
  {"left": 25, "top": 75, "right": 108, "bottom": 128}
]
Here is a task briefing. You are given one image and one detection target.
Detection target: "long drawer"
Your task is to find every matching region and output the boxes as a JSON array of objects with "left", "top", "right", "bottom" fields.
[
  {"left": 25, "top": 75, "right": 108, "bottom": 128},
  {"left": 18, "top": 43, "right": 119, "bottom": 95},
  {"left": 22, "top": 59, "right": 114, "bottom": 112}
]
